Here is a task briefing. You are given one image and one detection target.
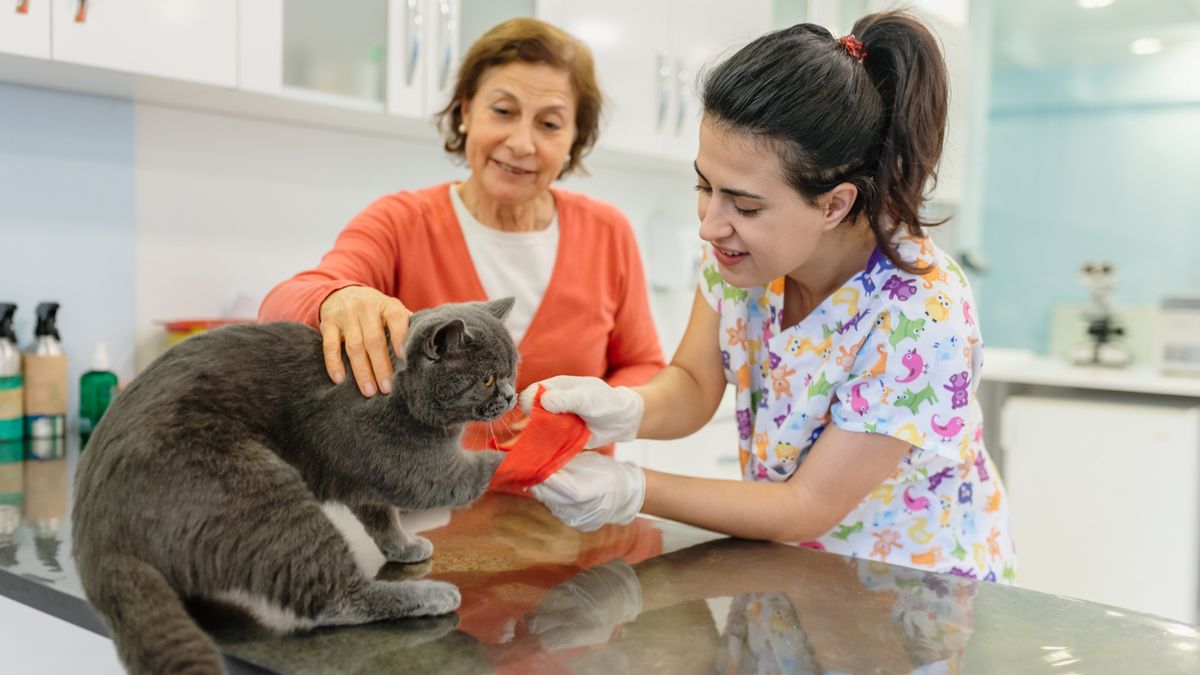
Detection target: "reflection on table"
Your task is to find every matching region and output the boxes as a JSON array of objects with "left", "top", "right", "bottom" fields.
[
  {"left": 215, "top": 493, "right": 1200, "bottom": 674},
  {"left": 0, "top": 437, "right": 67, "bottom": 584},
  {"left": 1, "top": 438, "right": 1197, "bottom": 674}
]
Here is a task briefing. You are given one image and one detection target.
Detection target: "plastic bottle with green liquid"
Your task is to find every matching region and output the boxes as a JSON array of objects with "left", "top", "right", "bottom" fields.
[{"left": 80, "top": 343, "right": 118, "bottom": 444}]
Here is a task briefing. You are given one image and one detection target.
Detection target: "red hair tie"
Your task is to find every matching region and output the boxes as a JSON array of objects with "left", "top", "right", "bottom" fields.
[{"left": 839, "top": 34, "right": 866, "bottom": 62}]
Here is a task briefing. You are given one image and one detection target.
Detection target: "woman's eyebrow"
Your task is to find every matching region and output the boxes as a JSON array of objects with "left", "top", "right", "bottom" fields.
[{"left": 693, "top": 161, "right": 764, "bottom": 199}]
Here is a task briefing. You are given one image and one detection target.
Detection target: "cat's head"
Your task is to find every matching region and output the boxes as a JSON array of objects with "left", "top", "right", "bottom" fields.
[{"left": 398, "top": 298, "right": 519, "bottom": 425}]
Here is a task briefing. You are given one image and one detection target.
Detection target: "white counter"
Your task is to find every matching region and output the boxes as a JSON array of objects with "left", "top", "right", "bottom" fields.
[{"left": 982, "top": 348, "right": 1200, "bottom": 398}]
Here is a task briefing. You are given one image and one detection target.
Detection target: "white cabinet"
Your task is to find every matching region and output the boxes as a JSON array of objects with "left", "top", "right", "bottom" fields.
[
  {"left": 539, "top": 0, "right": 771, "bottom": 161},
  {"left": 387, "top": 0, "right": 459, "bottom": 118},
  {"left": 0, "top": 0, "right": 50, "bottom": 58},
  {"left": 240, "top": 1, "right": 532, "bottom": 116},
  {"left": 1001, "top": 394, "right": 1200, "bottom": 624},
  {"left": 665, "top": 1, "right": 773, "bottom": 161},
  {"left": 49, "top": 0, "right": 237, "bottom": 86},
  {"left": 537, "top": 0, "right": 669, "bottom": 157},
  {"left": 239, "top": 0, "right": 389, "bottom": 107}
]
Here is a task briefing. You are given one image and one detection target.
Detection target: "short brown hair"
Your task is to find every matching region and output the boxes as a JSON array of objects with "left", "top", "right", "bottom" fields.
[{"left": 436, "top": 18, "right": 601, "bottom": 176}]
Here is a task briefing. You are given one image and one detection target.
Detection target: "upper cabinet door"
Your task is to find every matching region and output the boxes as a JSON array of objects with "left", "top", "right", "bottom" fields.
[
  {"left": 386, "top": 0, "right": 426, "bottom": 116},
  {"left": 538, "top": 0, "right": 673, "bottom": 157},
  {"left": 393, "top": 0, "right": 536, "bottom": 119},
  {"left": 539, "top": 0, "right": 769, "bottom": 161},
  {"left": 664, "top": 0, "right": 771, "bottom": 161},
  {"left": 240, "top": 0, "right": 391, "bottom": 109},
  {"left": 421, "top": 0, "right": 460, "bottom": 117},
  {"left": 240, "top": 1, "right": 523, "bottom": 119},
  {"left": 50, "top": 0, "right": 237, "bottom": 86},
  {"left": 0, "top": 0, "right": 51, "bottom": 58},
  {"left": 387, "top": 0, "right": 470, "bottom": 118}
]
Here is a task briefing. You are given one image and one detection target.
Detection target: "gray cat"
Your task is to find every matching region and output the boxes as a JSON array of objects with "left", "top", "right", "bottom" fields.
[{"left": 72, "top": 298, "right": 519, "bottom": 675}]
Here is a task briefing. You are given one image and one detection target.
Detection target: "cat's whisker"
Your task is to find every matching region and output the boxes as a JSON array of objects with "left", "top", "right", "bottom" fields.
[
  {"left": 498, "top": 416, "right": 515, "bottom": 442},
  {"left": 485, "top": 420, "right": 498, "bottom": 450}
]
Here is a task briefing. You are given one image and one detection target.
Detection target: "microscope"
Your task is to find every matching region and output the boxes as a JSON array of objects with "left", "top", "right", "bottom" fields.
[{"left": 1071, "top": 260, "right": 1131, "bottom": 368}]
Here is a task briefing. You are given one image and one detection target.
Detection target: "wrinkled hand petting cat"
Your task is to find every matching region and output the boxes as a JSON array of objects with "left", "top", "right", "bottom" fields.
[{"left": 72, "top": 298, "right": 519, "bottom": 675}]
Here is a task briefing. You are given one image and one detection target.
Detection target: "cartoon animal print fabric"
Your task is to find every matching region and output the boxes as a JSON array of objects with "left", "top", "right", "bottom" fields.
[{"left": 699, "top": 234, "right": 1016, "bottom": 582}]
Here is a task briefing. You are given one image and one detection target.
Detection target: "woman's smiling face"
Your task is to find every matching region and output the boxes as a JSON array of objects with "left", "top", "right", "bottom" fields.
[
  {"left": 694, "top": 117, "right": 840, "bottom": 289},
  {"left": 460, "top": 62, "right": 577, "bottom": 207}
]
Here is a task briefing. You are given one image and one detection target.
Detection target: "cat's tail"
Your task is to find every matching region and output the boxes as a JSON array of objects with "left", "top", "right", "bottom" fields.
[{"left": 84, "top": 554, "right": 226, "bottom": 675}]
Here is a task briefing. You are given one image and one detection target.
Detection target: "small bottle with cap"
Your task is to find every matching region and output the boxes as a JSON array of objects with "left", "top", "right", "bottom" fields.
[
  {"left": 0, "top": 303, "right": 21, "bottom": 444},
  {"left": 79, "top": 342, "right": 118, "bottom": 444}
]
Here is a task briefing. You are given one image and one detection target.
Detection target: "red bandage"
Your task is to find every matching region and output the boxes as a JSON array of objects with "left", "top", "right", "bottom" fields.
[{"left": 487, "top": 385, "right": 591, "bottom": 493}]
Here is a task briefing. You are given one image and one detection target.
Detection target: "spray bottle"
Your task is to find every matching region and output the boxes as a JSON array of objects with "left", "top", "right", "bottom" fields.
[
  {"left": 0, "top": 303, "right": 21, "bottom": 444},
  {"left": 23, "top": 302, "right": 66, "bottom": 441}
]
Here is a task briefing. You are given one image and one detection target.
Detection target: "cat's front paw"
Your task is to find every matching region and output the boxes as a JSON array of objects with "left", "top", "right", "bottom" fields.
[
  {"left": 477, "top": 449, "right": 506, "bottom": 486},
  {"left": 381, "top": 535, "right": 434, "bottom": 564},
  {"left": 409, "top": 580, "right": 461, "bottom": 616},
  {"left": 478, "top": 449, "right": 506, "bottom": 474}
]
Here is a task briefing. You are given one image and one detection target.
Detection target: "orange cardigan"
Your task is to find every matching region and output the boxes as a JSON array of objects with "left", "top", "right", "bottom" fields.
[{"left": 259, "top": 182, "right": 666, "bottom": 447}]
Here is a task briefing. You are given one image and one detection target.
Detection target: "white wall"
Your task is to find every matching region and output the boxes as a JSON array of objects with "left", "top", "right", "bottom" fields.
[
  {"left": 132, "top": 103, "right": 699, "bottom": 370},
  {"left": 0, "top": 83, "right": 136, "bottom": 425}
]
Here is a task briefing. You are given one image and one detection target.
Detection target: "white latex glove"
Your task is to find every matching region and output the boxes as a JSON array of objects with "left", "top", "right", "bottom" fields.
[
  {"left": 525, "top": 559, "right": 643, "bottom": 650},
  {"left": 530, "top": 452, "right": 646, "bottom": 532},
  {"left": 521, "top": 375, "right": 644, "bottom": 449}
]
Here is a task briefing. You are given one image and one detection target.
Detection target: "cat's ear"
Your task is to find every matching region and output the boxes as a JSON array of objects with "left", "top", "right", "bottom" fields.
[
  {"left": 484, "top": 297, "right": 515, "bottom": 321},
  {"left": 424, "top": 318, "right": 469, "bottom": 361}
]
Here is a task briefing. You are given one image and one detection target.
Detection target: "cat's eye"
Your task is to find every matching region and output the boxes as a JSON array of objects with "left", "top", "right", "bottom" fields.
[{"left": 482, "top": 374, "right": 494, "bottom": 387}]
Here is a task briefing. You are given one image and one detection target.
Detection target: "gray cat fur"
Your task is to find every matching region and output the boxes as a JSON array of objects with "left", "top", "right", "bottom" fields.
[{"left": 72, "top": 298, "right": 519, "bottom": 675}]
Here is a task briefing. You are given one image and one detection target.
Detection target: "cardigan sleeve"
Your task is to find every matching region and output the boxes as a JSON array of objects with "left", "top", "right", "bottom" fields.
[
  {"left": 602, "top": 207, "right": 667, "bottom": 387},
  {"left": 258, "top": 194, "right": 413, "bottom": 327}
]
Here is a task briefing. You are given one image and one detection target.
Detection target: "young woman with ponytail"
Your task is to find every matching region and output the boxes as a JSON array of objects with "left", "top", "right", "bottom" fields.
[{"left": 523, "top": 11, "right": 1015, "bottom": 581}]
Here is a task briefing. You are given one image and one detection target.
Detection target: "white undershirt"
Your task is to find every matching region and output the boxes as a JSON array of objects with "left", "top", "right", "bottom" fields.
[{"left": 450, "top": 183, "right": 559, "bottom": 345}]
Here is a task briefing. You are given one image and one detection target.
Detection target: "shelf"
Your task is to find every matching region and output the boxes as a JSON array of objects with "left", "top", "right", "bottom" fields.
[{"left": 0, "top": 51, "right": 692, "bottom": 176}]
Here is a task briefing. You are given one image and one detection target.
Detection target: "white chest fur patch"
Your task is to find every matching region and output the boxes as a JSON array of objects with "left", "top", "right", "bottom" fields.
[
  {"left": 212, "top": 589, "right": 317, "bottom": 634},
  {"left": 319, "top": 502, "right": 387, "bottom": 576}
]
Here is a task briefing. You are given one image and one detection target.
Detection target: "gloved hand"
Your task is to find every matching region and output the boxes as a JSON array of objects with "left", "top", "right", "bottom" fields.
[
  {"left": 521, "top": 375, "right": 644, "bottom": 449},
  {"left": 530, "top": 452, "right": 646, "bottom": 532},
  {"left": 525, "top": 559, "right": 643, "bottom": 650}
]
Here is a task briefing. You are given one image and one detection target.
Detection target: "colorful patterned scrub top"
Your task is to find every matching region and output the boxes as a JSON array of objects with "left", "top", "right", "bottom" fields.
[{"left": 699, "top": 234, "right": 1017, "bottom": 582}]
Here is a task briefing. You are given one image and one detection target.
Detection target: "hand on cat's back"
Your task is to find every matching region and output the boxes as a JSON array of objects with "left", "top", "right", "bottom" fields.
[{"left": 319, "top": 286, "right": 411, "bottom": 398}]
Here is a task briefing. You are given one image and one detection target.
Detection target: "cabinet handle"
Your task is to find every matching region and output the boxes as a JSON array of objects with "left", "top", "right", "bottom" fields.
[
  {"left": 656, "top": 53, "right": 671, "bottom": 132},
  {"left": 675, "top": 59, "right": 688, "bottom": 136},
  {"left": 436, "top": 0, "right": 453, "bottom": 90},
  {"left": 16, "top": 0, "right": 30, "bottom": 15},
  {"left": 405, "top": 0, "right": 422, "bottom": 87},
  {"left": 74, "top": 0, "right": 87, "bottom": 23}
]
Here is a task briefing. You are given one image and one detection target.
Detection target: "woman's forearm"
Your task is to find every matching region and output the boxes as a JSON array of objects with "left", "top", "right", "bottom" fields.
[
  {"left": 258, "top": 275, "right": 358, "bottom": 326},
  {"left": 633, "top": 365, "right": 724, "bottom": 440},
  {"left": 641, "top": 469, "right": 835, "bottom": 543}
]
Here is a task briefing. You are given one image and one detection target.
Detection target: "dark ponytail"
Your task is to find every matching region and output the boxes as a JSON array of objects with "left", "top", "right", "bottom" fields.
[{"left": 701, "top": 10, "right": 949, "bottom": 273}]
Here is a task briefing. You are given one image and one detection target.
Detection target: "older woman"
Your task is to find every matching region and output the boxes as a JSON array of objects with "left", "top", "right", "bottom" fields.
[{"left": 259, "top": 18, "right": 665, "bottom": 450}]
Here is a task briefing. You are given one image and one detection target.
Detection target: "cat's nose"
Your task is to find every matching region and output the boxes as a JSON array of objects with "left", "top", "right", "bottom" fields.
[{"left": 504, "top": 392, "right": 516, "bottom": 406}]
